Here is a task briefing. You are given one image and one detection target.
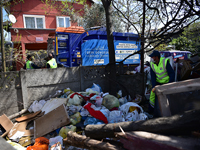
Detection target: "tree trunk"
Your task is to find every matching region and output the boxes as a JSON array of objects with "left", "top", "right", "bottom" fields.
[
  {"left": 63, "top": 131, "right": 124, "bottom": 150},
  {"left": 101, "top": 0, "right": 117, "bottom": 96},
  {"left": 85, "top": 110, "right": 200, "bottom": 139},
  {"left": 140, "top": 0, "right": 145, "bottom": 101}
]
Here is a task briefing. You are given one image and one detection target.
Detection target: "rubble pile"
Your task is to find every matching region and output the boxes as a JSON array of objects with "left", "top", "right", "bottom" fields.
[{"left": 0, "top": 83, "right": 150, "bottom": 150}]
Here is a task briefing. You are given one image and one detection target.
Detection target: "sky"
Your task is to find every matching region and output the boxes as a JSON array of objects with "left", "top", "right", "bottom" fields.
[{"left": 3, "top": 8, "right": 11, "bottom": 41}]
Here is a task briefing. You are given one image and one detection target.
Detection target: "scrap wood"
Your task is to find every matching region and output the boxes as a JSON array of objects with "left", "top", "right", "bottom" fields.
[
  {"left": 8, "top": 112, "right": 45, "bottom": 138},
  {"left": 115, "top": 131, "right": 200, "bottom": 150},
  {"left": 8, "top": 108, "right": 28, "bottom": 120},
  {"left": 63, "top": 131, "right": 125, "bottom": 150},
  {"left": 0, "top": 114, "right": 14, "bottom": 137},
  {"left": 34, "top": 104, "right": 70, "bottom": 138},
  {"left": 15, "top": 110, "right": 42, "bottom": 122},
  {"left": 85, "top": 109, "right": 200, "bottom": 139}
]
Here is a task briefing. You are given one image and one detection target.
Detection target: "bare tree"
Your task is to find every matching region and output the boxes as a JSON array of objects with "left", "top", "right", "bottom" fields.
[
  {"left": 101, "top": 0, "right": 117, "bottom": 95},
  {"left": 100, "top": 0, "right": 200, "bottom": 98},
  {"left": 112, "top": 0, "right": 200, "bottom": 56},
  {"left": 80, "top": 3, "right": 123, "bottom": 32}
]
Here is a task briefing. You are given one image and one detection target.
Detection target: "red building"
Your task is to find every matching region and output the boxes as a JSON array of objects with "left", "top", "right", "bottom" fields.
[{"left": 5, "top": 0, "right": 93, "bottom": 70}]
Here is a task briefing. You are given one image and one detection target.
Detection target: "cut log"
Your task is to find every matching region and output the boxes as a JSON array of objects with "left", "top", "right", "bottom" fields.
[
  {"left": 115, "top": 131, "right": 200, "bottom": 150},
  {"left": 85, "top": 109, "right": 200, "bottom": 139},
  {"left": 63, "top": 131, "right": 125, "bottom": 150}
]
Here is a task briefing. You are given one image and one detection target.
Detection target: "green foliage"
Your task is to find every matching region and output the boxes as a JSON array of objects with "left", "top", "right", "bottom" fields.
[
  {"left": 169, "top": 21, "right": 200, "bottom": 53},
  {"left": 182, "top": 21, "right": 200, "bottom": 53},
  {"left": 170, "top": 36, "right": 194, "bottom": 52}
]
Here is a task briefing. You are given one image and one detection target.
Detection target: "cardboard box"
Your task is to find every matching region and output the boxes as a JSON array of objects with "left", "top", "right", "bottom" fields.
[{"left": 34, "top": 104, "right": 70, "bottom": 138}]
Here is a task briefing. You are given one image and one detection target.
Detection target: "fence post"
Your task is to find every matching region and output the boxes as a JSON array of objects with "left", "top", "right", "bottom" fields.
[{"left": 20, "top": 71, "right": 29, "bottom": 109}]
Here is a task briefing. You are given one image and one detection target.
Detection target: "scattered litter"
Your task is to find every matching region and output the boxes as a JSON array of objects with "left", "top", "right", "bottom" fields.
[
  {"left": 7, "top": 140, "right": 26, "bottom": 150},
  {"left": 59, "top": 126, "right": 76, "bottom": 139},
  {"left": 1, "top": 82, "right": 161, "bottom": 149},
  {"left": 27, "top": 137, "right": 49, "bottom": 150}
]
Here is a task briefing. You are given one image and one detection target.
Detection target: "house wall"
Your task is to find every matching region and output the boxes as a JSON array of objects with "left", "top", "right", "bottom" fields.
[
  {"left": 9, "top": 0, "right": 92, "bottom": 70},
  {"left": 10, "top": 0, "right": 89, "bottom": 29}
]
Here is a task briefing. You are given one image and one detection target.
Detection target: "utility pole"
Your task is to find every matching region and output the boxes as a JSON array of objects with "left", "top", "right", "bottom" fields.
[
  {"left": 140, "top": 0, "right": 145, "bottom": 101},
  {"left": 0, "top": 3, "right": 6, "bottom": 72}
]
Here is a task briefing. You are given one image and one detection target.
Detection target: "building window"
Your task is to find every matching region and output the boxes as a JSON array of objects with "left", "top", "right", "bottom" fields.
[
  {"left": 23, "top": 15, "right": 45, "bottom": 29},
  {"left": 56, "top": 16, "right": 70, "bottom": 28}
]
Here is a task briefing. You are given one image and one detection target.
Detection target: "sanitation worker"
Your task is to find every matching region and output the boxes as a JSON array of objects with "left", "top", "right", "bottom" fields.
[
  {"left": 46, "top": 53, "right": 57, "bottom": 68},
  {"left": 149, "top": 50, "right": 175, "bottom": 117},
  {"left": 23, "top": 55, "right": 41, "bottom": 70}
]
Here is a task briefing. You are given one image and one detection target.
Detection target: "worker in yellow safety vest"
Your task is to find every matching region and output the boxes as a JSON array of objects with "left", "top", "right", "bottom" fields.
[
  {"left": 149, "top": 50, "right": 175, "bottom": 117},
  {"left": 46, "top": 53, "right": 57, "bottom": 68},
  {"left": 23, "top": 55, "right": 41, "bottom": 70}
]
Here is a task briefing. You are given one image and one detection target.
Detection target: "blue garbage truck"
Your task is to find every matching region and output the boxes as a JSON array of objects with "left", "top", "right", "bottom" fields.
[{"left": 55, "top": 27, "right": 141, "bottom": 67}]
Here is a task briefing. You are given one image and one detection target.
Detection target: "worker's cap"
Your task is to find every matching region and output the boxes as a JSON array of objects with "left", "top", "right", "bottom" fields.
[{"left": 149, "top": 50, "right": 160, "bottom": 57}]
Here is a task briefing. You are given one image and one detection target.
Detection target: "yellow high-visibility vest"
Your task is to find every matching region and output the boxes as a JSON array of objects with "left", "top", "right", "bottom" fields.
[{"left": 47, "top": 58, "right": 57, "bottom": 68}]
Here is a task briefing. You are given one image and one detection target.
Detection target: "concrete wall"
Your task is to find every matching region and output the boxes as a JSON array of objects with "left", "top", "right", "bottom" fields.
[
  {"left": 0, "top": 71, "right": 22, "bottom": 116},
  {"left": 0, "top": 66, "right": 143, "bottom": 116}
]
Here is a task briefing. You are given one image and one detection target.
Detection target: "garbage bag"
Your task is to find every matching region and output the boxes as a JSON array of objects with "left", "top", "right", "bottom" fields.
[
  {"left": 120, "top": 102, "right": 147, "bottom": 121},
  {"left": 80, "top": 107, "right": 90, "bottom": 116},
  {"left": 85, "top": 83, "right": 102, "bottom": 94},
  {"left": 91, "top": 83, "right": 102, "bottom": 93},
  {"left": 66, "top": 105, "right": 82, "bottom": 116},
  {"left": 90, "top": 95, "right": 102, "bottom": 107},
  {"left": 28, "top": 100, "right": 46, "bottom": 113},
  {"left": 67, "top": 93, "right": 84, "bottom": 106},
  {"left": 59, "top": 125, "right": 76, "bottom": 139},
  {"left": 26, "top": 137, "right": 49, "bottom": 150},
  {"left": 49, "top": 136, "right": 63, "bottom": 148},
  {"left": 84, "top": 103, "right": 108, "bottom": 124},
  {"left": 119, "top": 97, "right": 128, "bottom": 105},
  {"left": 108, "top": 110, "right": 124, "bottom": 123},
  {"left": 63, "top": 88, "right": 74, "bottom": 96},
  {"left": 84, "top": 117, "right": 104, "bottom": 126},
  {"left": 50, "top": 142, "right": 62, "bottom": 150},
  {"left": 120, "top": 102, "right": 144, "bottom": 116},
  {"left": 70, "top": 112, "right": 81, "bottom": 125},
  {"left": 102, "top": 94, "right": 119, "bottom": 110},
  {"left": 125, "top": 109, "right": 139, "bottom": 121},
  {"left": 117, "top": 90, "right": 122, "bottom": 98}
]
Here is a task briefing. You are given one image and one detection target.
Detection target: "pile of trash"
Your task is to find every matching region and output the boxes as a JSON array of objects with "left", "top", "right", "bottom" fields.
[{"left": 0, "top": 83, "right": 150, "bottom": 150}]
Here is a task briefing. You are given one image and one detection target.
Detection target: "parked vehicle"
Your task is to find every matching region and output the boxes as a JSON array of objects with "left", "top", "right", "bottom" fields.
[
  {"left": 160, "top": 50, "right": 191, "bottom": 62},
  {"left": 55, "top": 27, "right": 141, "bottom": 67}
]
